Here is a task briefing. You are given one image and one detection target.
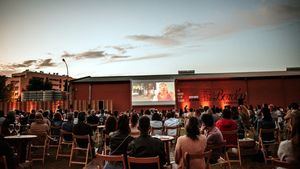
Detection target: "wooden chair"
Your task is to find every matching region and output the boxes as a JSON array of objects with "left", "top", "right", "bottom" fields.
[
  {"left": 184, "top": 150, "right": 212, "bottom": 169},
  {"left": 69, "top": 134, "right": 93, "bottom": 167},
  {"left": 258, "top": 128, "right": 280, "bottom": 164},
  {"left": 127, "top": 156, "right": 161, "bottom": 169},
  {"left": 0, "top": 156, "right": 8, "bottom": 169},
  {"left": 103, "top": 134, "right": 111, "bottom": 155},
  {"left": 164, "top": 125, "right": 180, "bottom": 140},
  {"left": 206, "top": 142, "right": 231, "bottom": 169},
  {"left": 87, "top": 123, "right": 99, "bottom": 144},
  {"left": 271, "top": 158, "right": 292, "bottom": 169},
  {"left": 29, "top": 132, "right": 48, "bottom": 165},
  {"left": 96, "top": 153, "right": 126, "bottom": 169},
  {"left": 56, "top": 129, "right": 73, "bottom": 159},
  {"left": 221, "top": 130, "right": 242, "bottom": 167},
  {"left": 150, "top": 126, "right": 163, "bottom": 136}
]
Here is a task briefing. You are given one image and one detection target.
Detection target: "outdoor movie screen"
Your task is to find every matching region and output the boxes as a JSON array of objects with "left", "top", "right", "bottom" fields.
[{"left": 131, "top": 80, "right": 175, "bottom": 105}]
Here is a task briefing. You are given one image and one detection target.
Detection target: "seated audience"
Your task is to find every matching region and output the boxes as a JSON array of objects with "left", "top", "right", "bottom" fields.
[
  {"left": 29, "top": 113, "right": 49, "bottom": 134},
  {"left": 61, "top": 113, "right": 74, "bottom": 141},
  {"left": 127, "top": 116, "right": 166, "bottom": 169},
  {"left": 99, "top": 110, "right": 107, "bottom": 125},
  {"left": 233, "top": 107, "right": 245, "bottom": 139},
  {"left": 201, "top": 113, "right": 224, "bottom": 164},
  {"left": 104, "top": 114, "right": 134, "bottom": 169},
  {"left": 175, "top": 117, "right": 207, "bottom": 169},
  {"left": 1, "top": 111, "right": 16, "bottom": 136},
  {"left": 52, "top": 112, "right": 63, "bottom": 127},
  {"left": 278, "top": 111, "right": 300, "bottom": 168},
  {"left": 0, "top": 110, "right": 6, "bottom": 126},
  {"left": 150, "top": 112, "right": 163, "bottom": 135},
  {"left": 43, "top": 110, "right": 51, "bottom": 127},
  {"left": 130, "top": 113, "right": 140, "bottom": 138},
  {"left": 73, "top": 112, "right": 95, "bottom": 157},
  {"left": 216, "top": 108, "right": 237, "bottom": 145},
  {"left": 164, "top": 111, "right": 180, "bottom": 136},
  {"left": 256, "top": 107, "right": 276, "bottom": 142},
  {"left": 87, "top": 110, "right": 99, "bottom": 124}
]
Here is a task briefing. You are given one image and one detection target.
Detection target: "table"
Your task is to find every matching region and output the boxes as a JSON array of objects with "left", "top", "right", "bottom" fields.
[
  {"left": 4, "top": 135, "right": 37, "bottom": 163},
  {"left": 152, "top": 135, "right": 174, "bottom": 165}
]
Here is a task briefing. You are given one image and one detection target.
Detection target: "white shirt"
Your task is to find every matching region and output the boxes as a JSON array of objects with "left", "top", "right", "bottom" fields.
[{"left": 164, "top": 118, "right": 180, "bottom": 136}]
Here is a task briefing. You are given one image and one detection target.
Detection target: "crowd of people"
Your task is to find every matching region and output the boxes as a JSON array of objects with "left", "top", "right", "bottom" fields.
[{"left": 0, "top": 102, "right": 299, "bottom": 169}]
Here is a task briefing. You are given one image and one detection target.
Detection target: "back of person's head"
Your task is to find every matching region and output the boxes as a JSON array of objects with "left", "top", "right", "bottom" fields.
[
  {"left": 53, "top": 112, "right": 62, "bottom": 121},
  {"left": 201, "top": 113, "right": 214, "bottom": 127},
  {"left": 222, "top": 108, "right": 232, "bottom": 119},
  {"left": 138, "top": 116, "right": 150, "bottom": 134},
  {"left": 113, "top": 111, "right": 119, "bottom": 117},
  {"left": 290, "top": 102, "right": 299, "bottom": 110},
  {"left": 145, "top": 109, "right": 151, "bottom": 115},
  {"left": 74, "top": 111, "right": 78, "bottom": 118},
  {"left": 105, "top": 116, "right": 117, "bottom": 133},
  {"left": 186, "top": 117, "right": 200, "bottom": 140},
  {"left": 35, "top": 112, "right": 44, "bottom": 123},
  {"left": 42, "top": 111, "right": 49, "bottom": 118},
  {"left": 171, "top": 111, "right": 176, "bottom": 118},
  {"left": 131, "top": 113, "right": 139, "bottom": 127},
  {"left": 118, "top": 114, "right": 130, "bottom": 135},
  {"left": 7, "top": 111, "right": 15, "bottom": 123},
  {"left": 166, "top": 112, "right": 172, "bottom": 119},
  {"left": 67, "top": 113, "right": 73, "bottom": 122},
  {"left": 204, "top": 106, "right": 209, "bottom": 112},
  {"left": 262, "top": 107, "right": 272, "bottom": 120},
  {"left": 152, "top": 112, "right": 161, "bottom": 121},
  {"left": 78, "top": 112, "right": 86, "bottom": 122}
]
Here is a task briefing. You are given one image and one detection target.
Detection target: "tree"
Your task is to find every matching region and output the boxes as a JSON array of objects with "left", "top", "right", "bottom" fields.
[
  {"left": 0, "top": 76, "right": 13, "bottom": 101},
  {"left": 27, "top": 77, "right": 53, "bottom": 91}
]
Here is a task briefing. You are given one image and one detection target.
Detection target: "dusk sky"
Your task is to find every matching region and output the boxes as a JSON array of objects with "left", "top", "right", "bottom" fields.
[{"left": 0, "top": 0, "right": 299, "bottom": 78}]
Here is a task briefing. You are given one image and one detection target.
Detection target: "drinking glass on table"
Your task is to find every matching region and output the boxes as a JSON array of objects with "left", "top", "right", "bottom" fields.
[
  {"left": 8, "top": 124, "right": 15, "bottom": 135},
  {"left": 15, "top": 123, "right": 21, "bottom": 136}
]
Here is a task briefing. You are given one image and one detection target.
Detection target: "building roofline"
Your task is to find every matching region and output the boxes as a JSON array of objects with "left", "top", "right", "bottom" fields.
[{"left": 71, "top": 70, "right": 300, "bottom": 83}]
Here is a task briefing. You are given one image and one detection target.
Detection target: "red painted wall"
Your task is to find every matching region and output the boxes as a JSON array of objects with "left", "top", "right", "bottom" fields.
[
  {"left": 73, "top": 82, "right": 131, "bottom": 112},
  {"left": 72, "top": 76, "right": 300, "bottom": 112}
]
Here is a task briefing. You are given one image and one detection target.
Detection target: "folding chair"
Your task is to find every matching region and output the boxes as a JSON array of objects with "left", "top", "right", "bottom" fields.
[
  {"left": 96, "top": 153, "right": 126, "bottom": 169},
  {"left": 150, "top": 126, "right": 163, "bottom": 135},
  {"left": 259, "top": 128, "right": 280, "bottom": 164},
  {"left": 184, "top": 150, "right": 212, "bottom": 169},
  {"left": 127, "top": 156, "right": 161, "bottom": 169},
  {"left": 29, "top": 132, "right": 48, "bottom": 165},
  {"left": 56, "top": 129, "right": 73, "bottom": 159},
  {"left": 69, "top": 134, "right": 93, "bottom": 167},
  {"left": 206, "top": 142, "right": 231, "bottom": 169},
  {"left": 221, "top": 130, "right": 242, "bottom": 167}
]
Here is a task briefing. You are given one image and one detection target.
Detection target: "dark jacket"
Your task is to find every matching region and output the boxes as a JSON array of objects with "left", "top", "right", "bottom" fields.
[
  {"left": 127, "top": 134, "right": 165, "bottom": 169},
  {"left": 109, "top": 131, "right": 134, "bottom": 155},
  {"left": 257, "top": 118, "right": 276, "bottom": 142},
  {"left": 73, "top": 122, "right": 93, "bottom": 148}
]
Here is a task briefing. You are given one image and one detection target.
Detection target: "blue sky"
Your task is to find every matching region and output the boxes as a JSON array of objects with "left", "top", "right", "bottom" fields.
[{"left": 0, "top": 0, "right": 299, "bottom": 78}]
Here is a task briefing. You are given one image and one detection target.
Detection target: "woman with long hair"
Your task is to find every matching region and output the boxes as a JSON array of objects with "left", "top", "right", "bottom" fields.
[{"left": 175, "top": 117, "right": 207, "bottom": 169}]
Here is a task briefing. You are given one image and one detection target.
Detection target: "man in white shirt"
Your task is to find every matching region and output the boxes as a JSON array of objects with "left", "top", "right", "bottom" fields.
[{"left": 164, "top": 111, "right": 179, "bottom": 136}]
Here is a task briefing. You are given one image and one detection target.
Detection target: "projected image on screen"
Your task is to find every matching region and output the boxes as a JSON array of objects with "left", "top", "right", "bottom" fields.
[{"left": 132, "top": 81, "right": 175, "bottom": 105}]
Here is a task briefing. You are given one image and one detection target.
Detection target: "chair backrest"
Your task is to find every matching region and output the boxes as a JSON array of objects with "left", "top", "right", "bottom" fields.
[
  {"left": 29, "top": 132, "right": 48, "bottom": 146},
  {"left": 206, "top": 141, "right": 226, "bottom": 154},
  {"left": 150, "top": 127, "right": 163, "bottom": 135},
  {"left": 73, "top": 134, "right": 91, "bottom": 148},
  {"left": 127, "top": 156, "right": 160, "bottom": 169},
  {"left": 164, "top": 125, "right": 180, "bottom": 137},
  {"left": 221, "top": 130, "right": 238, "bottom": 147},
  {"left": 0, "top": 155, "right": 8, "bottom": 169},
  {"left": 50, "top": 125, "right": 61, "bottom": 136},
  {"left": 97, "top": 153, "right": 126, "bottom": 168},
  {"left": 271, "top": 158, "right": 292, "bottom": 169},
  {"left": 184, "top": 150, "right": 212, "bottom": 169},
  {"left": 60, "top": 129, "right": 73, "bottom": 141}
]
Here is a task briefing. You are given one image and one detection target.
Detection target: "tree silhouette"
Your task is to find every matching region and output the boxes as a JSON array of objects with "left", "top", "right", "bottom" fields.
[
  {"left": 0, "top": 76, "right": 13, "bottom": 101},
  {"left": 27, "top": 77, "right": 53, "bottom": 91}
]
